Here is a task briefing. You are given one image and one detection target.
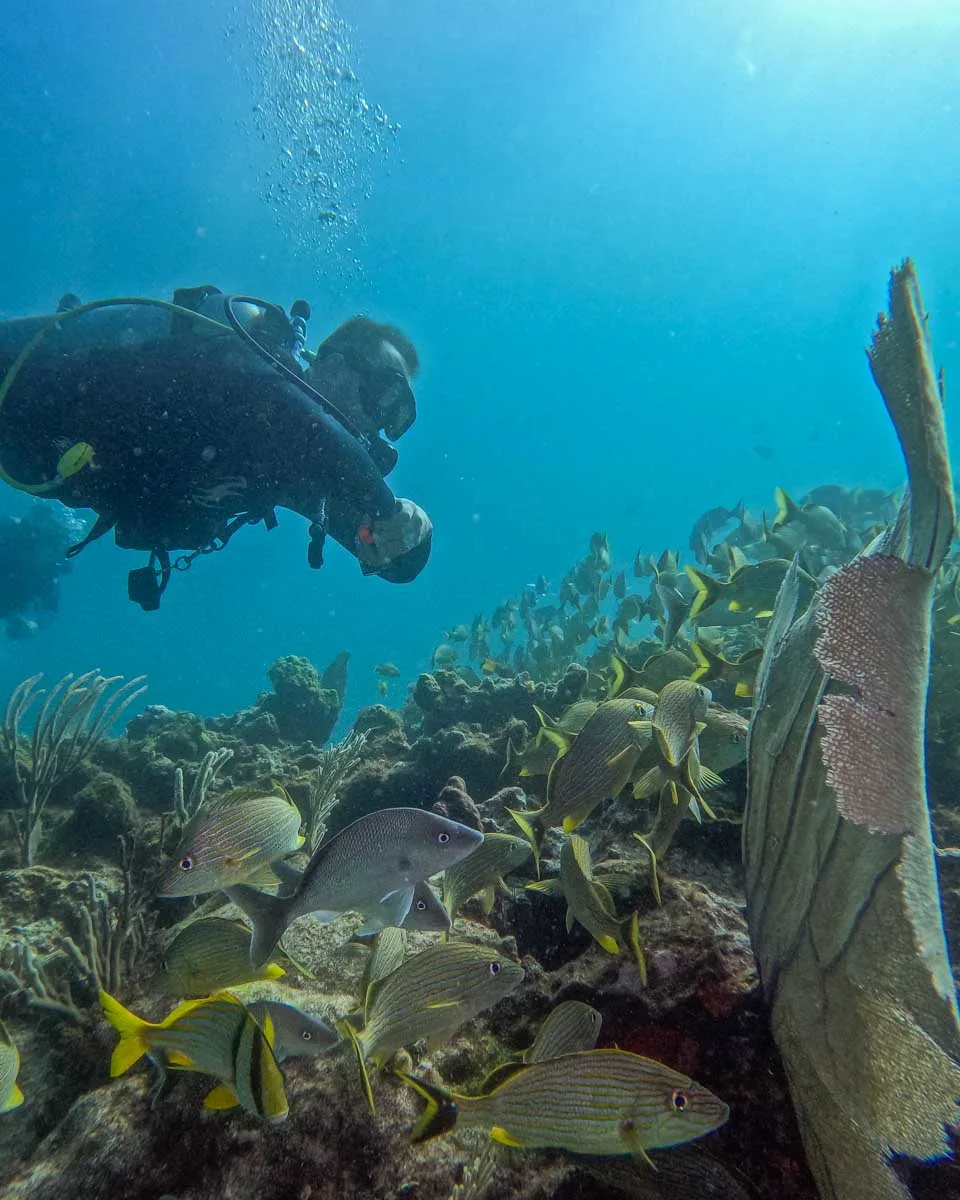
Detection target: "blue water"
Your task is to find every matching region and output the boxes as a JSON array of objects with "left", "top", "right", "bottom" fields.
[{"left": 1, "top": 0, "right": 958, "bottom": 726}]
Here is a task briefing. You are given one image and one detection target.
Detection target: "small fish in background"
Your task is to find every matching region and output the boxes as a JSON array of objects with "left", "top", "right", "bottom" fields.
[
  {"left": 374, "top": 662, "right": 401, "bottom": 678},
  {"left": 445, "top": 624, "right": 470, "bottom": 643},
  {"left": 158, "top": 783, "right": 306, "bottom": 898},
  {"left": 528, "top": 835, "right": 641, "bottom": 962},
  {"left": 340, "top": 942, "right": 523, "bottom": 1111},
  {"left": 159, "top": 917, "right": 287, "bottom": 997},
  {"left": 513, "top": 696, "right": 653, "bottom": 842},
  {"left": 690, "top": 641, "right": 762, "bottom": 700},
  {"left": 377, "top": 680, "right": 389, "bottom": 697},
  {"left": 398, "top": 881, "right": 451, "bottom": 935},
  {"left": 0, "top": 1022, "right": 24, "bottom": 1113},
  {"left": 431, "top": 643, "right": 459, "bottom": 668},
  {"left": 688, "top": 502, "right": 745, "bottom": 565},
  {"left": 589, "top": 531, "right": 612, "bottom": 571},
  {"left": 245, "top": 1001, "right": 339, "bottom": 1062},
  {"left": 399, "top": 1048, "right": 729, "bottom": 1160},
  {"left": 685, "top": 558, "right": 815, "bottom": 623},
  {"left": 480, "top": 1000, "right": 603, "bottom": 1090},
  {"left": 227, "top": 807, "right": 483, "bottom": 968},
  {"left": 441, "top": 832, "right": 533, "bottom": 924},
  {"left": 773, "top": 486, "right": 850, "bottom": 552},
  {"left": 99, "top": 991, "right": 288, "bottom": 1122},
  {"left": 535, "top": 574, "right": 549, "bottom": 595},
  {"left": 631, "top": 680, "right": 715, "bottom": 810},
  {"left": 320, "top": 650, "right": 350, "bottom": 704}
]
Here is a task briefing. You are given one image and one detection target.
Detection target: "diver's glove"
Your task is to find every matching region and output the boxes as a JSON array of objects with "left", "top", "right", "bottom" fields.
[{"left": 356, "top": 499, "right": 432, "bottom": 580}]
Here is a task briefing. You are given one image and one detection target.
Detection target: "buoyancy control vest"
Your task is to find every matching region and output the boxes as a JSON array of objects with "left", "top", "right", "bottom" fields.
[{"left": 0, "top": 289, "right": 398, "bottom": 609}]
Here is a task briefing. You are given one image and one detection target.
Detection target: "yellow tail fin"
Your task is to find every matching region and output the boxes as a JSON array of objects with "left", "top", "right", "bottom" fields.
[{"left": 98, "top": 990, "right": 151, "bottom": 1077}]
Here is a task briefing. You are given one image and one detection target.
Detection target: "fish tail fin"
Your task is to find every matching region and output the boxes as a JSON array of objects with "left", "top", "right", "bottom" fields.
[
  {"left": 395, "top": 1071, "right": 459, "bottom": 1143},
  {"left": 607, "top": 654, "right": 628, "bottom": 699},
  {"left": 684, "top": 566, "right": 721, "bottom": 619},
  {"left": 338, "top": 1018, "right": 375, "bottom": 1114},
  {"left": 99, "top": 990, "right": 151, "bottom": 1076},
  {"left": 224, "top": 885, "right": 289, "bottom": 969},
  {"left": 774, "top": 486, "right": 801, "bottom": 529},
  {"left": 690, "top": 640, "right": 720, "bottom": 683},
  {"left": 506, "top": 807, "right": 542, "bottom": 877}
]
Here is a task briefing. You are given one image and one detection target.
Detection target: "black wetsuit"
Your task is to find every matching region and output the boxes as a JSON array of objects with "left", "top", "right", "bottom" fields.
[{"left": 0, "top": 302, "right": 398, "bottom": 564}]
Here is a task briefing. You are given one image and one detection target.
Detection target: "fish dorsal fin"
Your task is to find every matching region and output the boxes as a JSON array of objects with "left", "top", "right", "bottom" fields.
[
  {"left": 632, "top": 766, "right": 663, "bottom": 801},
  {"left": 593, "top": 880, "right": 618, "bottom": 918},
  {"left": 569, "top": 835, "right": 593, "bottom": 880}
]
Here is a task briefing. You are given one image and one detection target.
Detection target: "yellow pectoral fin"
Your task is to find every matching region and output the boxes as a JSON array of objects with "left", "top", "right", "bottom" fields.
[
  {"left": 755, "top": 609, "right": 774, "bottom": 620},
  {"left": 203, "top": 1085, "right": 240, "bottom": 1111},
  {"left": 8, "top": 1082, "right": 24, "bottom": 1108},
  {"left": 490, "top": 1125, "right": 524, "bottom": 1148},
  {"left": 727, "top": 600, "right": 743, "bottom": 612},
  {"left": 596, "top": 933, "right": 620, "bottom": 955},
  {"left": 166, "top": 1051, "right": 195, "bottom": 1069},
  {"left": 734, "top": 681, "right": 754, "bottom": 698},
  {"left": 263, "top": 963, "right": 286, "bottom": 981}
]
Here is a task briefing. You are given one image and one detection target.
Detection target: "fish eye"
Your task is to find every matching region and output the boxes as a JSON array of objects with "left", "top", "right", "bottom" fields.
[
  {"left": 179, "top": 855, "right": 194, "bottom": 871},
  {"left": 437, "top": 831, "right": 450, "bottom": 844},
  {"left": 416, "top": 899, "right": 427, "bottom": 911},
  {"left": 671, "top": 1090, "right": 689, "bottom": 1112},
  {"left": 302, "top": 1031, "right": 312, "bottom": 1041},
  {"left": 488, "top": 962, "right": 501, "bottom": 976}
]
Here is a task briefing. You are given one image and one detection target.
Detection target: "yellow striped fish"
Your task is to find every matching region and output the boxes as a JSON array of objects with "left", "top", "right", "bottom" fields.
[
  {"left": 442, "top": 833, "right": 532, "bottom": 923},
  {"left": 528, "top": 836, "right": 636, "bottom": 960},
  {"left": 159, "top": 783, "right": 305, "bottom": 897},
  {"left": 0, "top": 1024, "right": 23, "bottom": 1113},
  {"left": 159, "top": 918, "right": 286, "bottom": 997},
  {"left": 482, "top": 1000, "right": 602, "bottom": 1091},
  {"left": 401, "top": 1049, "right": 728, "bottom": 1162},
  {"left": 99, "top": 990, "right": 287, "bottom": 1122},
  {"left": 524, "top": 1000, "right": 602, "bottom": 1062},
  {"left": 342, "top": 942, "right": 523, "bottom": 1111}
]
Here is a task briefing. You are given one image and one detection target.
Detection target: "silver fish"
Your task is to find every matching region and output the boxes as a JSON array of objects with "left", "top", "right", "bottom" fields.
[
  {"left": 246, "top": 1001, "right": 339, "bottom": 1062},
  {"left": 228, "top": 808, "right": 482, "bottom": 967}
]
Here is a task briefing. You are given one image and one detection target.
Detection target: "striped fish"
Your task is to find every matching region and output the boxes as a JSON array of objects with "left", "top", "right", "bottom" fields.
[
  {"left": 159, "top": 783, "right": 305, "bottom": 897},
  {"left": 401, "top": 1049, "right": 728, "bottom": 1161},
  {"left": 482, "top": 1000, "right": 602, "bottom": 1091},
  {"left": 360, "top": 926, "right": 408, "bottom": 1020},
  {"left": 525, "top": 1000, "right": 602, "bottom": 1062},
  {"left": 99, "top": 990, "right": 287, "bottom": 1122},
  {"left": 342, "top": 942, "right": 523, "bottom": 1111},
  {"left": 442, "top": 833, "right": 532, "bottom": 923},
  {"left": 528, "top": 836, "right": 633, "bottom": 958},
  {"left": 508, "top": 698, "right": 654, "bottom": 857},
  {"left": 0, "top": 1026, "right": 23, "bottom": 1113},
  {"left": 160, "top": 918, "right": 286, "bottom": 997}
]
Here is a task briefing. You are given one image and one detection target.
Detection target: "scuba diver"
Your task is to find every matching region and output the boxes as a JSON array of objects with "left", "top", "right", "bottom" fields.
[
  {"left": 0, "top": 503, "right": 82, "bottom": 637},
  {"left": 0, "top": 287, "right": 432, "bottom": 609}
]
